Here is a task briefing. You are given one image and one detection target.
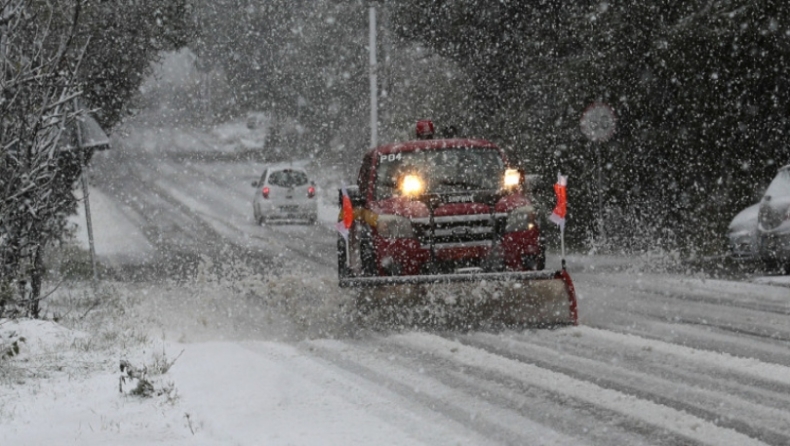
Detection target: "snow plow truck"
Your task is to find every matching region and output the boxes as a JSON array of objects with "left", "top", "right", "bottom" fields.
[{"left": 337, "top": 120, "right": 578, "bottom": 326}]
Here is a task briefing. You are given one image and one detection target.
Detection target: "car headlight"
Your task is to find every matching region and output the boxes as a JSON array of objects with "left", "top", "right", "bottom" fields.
[
  {"left": 376, "top": 214, "right": 414, "bottom": 238},
  {"left": 506, "top": 205, "right": 537, "bottom": 232}
]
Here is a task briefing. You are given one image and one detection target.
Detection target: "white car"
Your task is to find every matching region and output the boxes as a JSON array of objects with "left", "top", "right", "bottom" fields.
[
  {"left": 252, "top": 164, "right": 317, "bottom": 224},
  {"left": 727, "top": 203, "right": 760, "bottom": 259},
  {"left": 756, "top": 164, "right": 790, "bottom": 270}
]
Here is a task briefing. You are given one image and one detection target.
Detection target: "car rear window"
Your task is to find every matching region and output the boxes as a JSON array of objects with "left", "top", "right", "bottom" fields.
[{"left": 268, "top": 169, "right": 309, "bottom": 187}]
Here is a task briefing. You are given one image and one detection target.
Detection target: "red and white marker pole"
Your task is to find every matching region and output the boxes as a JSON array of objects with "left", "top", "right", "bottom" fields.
[
  {"left": 549, "top": 173, "right": 568, "bottom": 269},
  {"left": 337, "top": 185, "right": 354, "bottom": 267}
]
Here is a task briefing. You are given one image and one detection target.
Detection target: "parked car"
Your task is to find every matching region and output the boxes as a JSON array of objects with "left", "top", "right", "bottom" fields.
[
  {"left": 756, "top": 164, "right": 790, "bottom": 271},
  {"left": 252, "top": 164, "right": 317, "bottom": 225},
  {"left": 727, "top": 203, "right": 760, "bottom": 259}
]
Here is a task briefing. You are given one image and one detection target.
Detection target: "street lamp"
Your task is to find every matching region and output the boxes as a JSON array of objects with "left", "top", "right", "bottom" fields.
[
  {"left": 580, "top": 102, "right": 617, "bottom": 244},
  {"left": 66, "top": 99, "right": 111, "bottom": 282}
]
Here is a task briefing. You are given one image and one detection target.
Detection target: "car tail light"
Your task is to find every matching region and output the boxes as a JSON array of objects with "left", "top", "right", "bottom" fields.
[
  {"left": 262, "top": 186, "right": 270, "bottom": 198},
  {"left": 307, "top": 186, "right": 315, "bottom": 198}
]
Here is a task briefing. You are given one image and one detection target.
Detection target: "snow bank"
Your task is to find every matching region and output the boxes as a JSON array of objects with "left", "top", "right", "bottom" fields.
[{"left": 0, "top": 319, "right": 87, "bottom": 360}]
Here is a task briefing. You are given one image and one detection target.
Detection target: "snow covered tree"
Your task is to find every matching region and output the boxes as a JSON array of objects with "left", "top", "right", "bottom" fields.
[
  {"left": 0, "top": 1, "right": 87, "bottom": 317},
  {"left": 1, "top": 0, "right": 189, "bottom": 317},
  {"left": 76, "top": 0, "right": 190, "bottom": 128}
]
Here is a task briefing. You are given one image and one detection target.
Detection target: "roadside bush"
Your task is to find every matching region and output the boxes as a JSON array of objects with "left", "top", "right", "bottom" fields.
[
  {"left": 119, "top": 348, "right": 183, "bottom": 399},
  {"left": 0, "top": 332, "right": 25, "bottom": 360}
]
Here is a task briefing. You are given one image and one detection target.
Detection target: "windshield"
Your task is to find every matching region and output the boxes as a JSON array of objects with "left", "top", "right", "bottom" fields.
[
  {"left": 374, "top": 147, "right": 505, "bottom": 200},
  {"left": 764, "top": 168, "right": 790, "bottom": 198},
  {"left": 267, "top": 169, "right": 308, "bottom": 188}
]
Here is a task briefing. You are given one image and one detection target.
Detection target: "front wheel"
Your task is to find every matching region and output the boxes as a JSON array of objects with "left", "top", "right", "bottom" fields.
[
  {"left": 337, "top": 236, "right": 351, "bottom": 280},
  {"left": 537, "top": 243, "right": 546, "bottom": 271},
  {"left": 254, "top": 204, "right": 267, "bottom": 225},
  {"left": 360, "top": 239, "right": 378, "bottom": 276},
  {"left": 761, "top": 257, "right": 778, "bottom": 272}
]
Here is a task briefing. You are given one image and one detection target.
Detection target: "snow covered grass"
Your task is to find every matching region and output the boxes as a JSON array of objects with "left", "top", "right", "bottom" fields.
[
  {"left": 0, "top": 322, "right": 190, "bottom": 445},
  {"left": 1, "top": 282, "right": 147, "bottom": 373},
  {"left": 0, "top": 233, "right": 187, "bottom": 389},
  {"left": 0, "top": 274, "right": 199, "bottom": 442}
]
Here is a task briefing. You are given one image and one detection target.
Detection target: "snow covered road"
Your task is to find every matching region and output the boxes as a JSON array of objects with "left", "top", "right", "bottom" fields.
[{"left": 11, "top": 127, "right": 787, "bottom": 446}]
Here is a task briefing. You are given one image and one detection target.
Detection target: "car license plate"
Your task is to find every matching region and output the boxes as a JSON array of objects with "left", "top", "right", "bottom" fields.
[{"left": 280, "top": 205, "right": 298, "bottom": 212}]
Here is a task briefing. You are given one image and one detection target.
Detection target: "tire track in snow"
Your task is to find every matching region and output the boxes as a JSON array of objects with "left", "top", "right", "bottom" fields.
[
  {"left": 578, "top": 274, "right": 790, "bottom": 356},
  {"left": 571, "top": 327, "right": 790, "bottom": 388},
  {"left": 304, "top": 338, "right": 597, "bottom": 446},
  {"left": 609, "top": 319, "right": 790, "bottom": 369},
  {"left": 584, "top": 283, "right": 790, "bottom": 341},
  {"left": 586, "top": 273, "right": 790, "bottom": 316},
  {"left": 306, "top": 336, "right": 716, "bottom": 446},
  {"left": 389, "top": 332, "right": 769, "bottom": 446},
  {"left": 519, "top": 326, "right": 790, "bottom": 412},
  {"left": 456, "top": 329, "right": 790, "bottom": 446},
  {"left": 232, "top": 341, "right": 495, "bottom": 446},
  {"left": 598, "top": 293, "right": 790, "bottom": 346}
]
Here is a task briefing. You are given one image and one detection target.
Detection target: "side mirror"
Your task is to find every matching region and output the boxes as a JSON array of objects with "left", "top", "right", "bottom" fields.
[{"left": 251, "top": 181, "right": 258, "bottom": 188}]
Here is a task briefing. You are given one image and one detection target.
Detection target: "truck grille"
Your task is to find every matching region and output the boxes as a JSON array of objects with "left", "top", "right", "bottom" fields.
[{"left": 411, "top": 213, "right": 507, "bottom": 249}]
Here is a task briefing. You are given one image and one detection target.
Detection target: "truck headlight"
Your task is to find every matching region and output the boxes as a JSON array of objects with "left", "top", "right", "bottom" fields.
[
  {"left": 506, "top": 205, "right": 537, "bottom": 232},
  {"left": 400, "top": 174, "right": 425, "bottom": 197},
  {"left": 503, "top": 168, "right": 521, "bottom": 188},
  {"left": 377, "top": 214, "right": 414, "bottom": 238}
]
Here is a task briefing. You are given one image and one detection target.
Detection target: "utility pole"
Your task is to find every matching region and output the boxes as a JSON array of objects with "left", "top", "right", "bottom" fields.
[
  {"left": 369, "top": 6, "right": 378, "bottom": 150},
  {"left": 205, "top": 71, "right": 212, "bottom": 123}
]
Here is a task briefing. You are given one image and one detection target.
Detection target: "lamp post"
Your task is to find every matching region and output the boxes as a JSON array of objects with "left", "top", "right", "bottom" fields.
[
  {"left": 71, "top": 99, "right": 111, "bottom": 282},
  {"left": 77, "top": 137, "right": 97, "bottom": 283}
]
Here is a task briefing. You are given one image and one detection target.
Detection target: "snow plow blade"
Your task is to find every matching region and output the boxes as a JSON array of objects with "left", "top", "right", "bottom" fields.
[{"left": 341, "top": 270, "right": 578, "bottom": 326}]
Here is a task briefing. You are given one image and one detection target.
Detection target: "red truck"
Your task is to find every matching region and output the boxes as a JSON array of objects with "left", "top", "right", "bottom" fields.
[{"left": 338, "top": 121, "right": 577, "bottom": 326}]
